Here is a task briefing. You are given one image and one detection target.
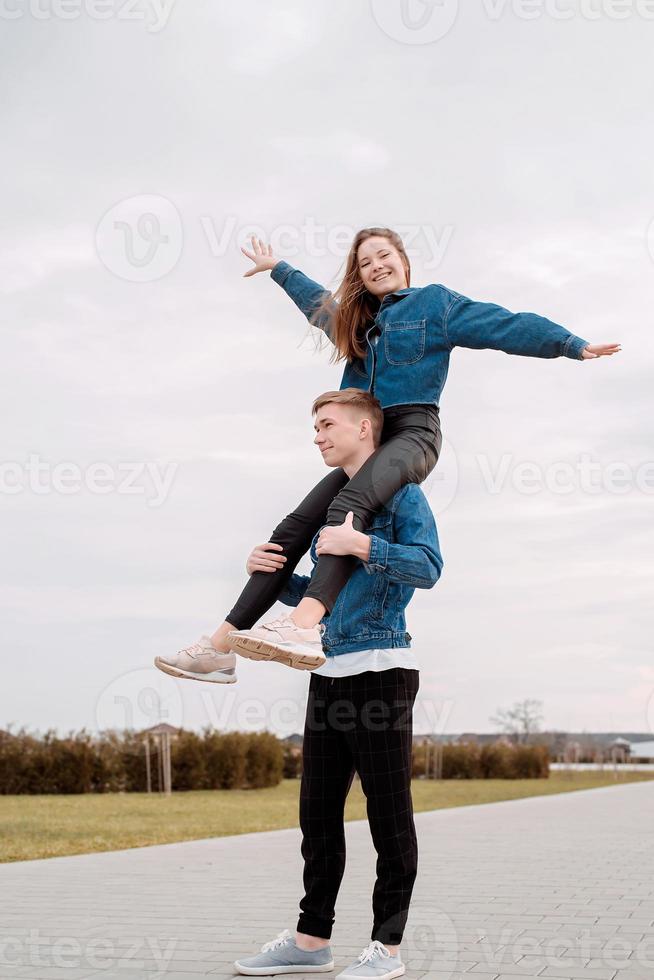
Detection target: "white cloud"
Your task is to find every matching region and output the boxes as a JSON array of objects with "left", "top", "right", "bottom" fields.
[{"left": 0, "top": 2, "right": 651, "bottom": 736}]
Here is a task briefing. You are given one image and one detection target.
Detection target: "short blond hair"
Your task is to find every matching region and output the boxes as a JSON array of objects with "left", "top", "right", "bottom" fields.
[{"left": 311, "top": 388, "right": 384, "bottom": 447}]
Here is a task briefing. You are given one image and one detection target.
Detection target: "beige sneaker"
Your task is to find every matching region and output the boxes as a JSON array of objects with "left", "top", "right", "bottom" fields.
[
  {"left": 228, "top": 616, "right": 326, "bottom": 671},
  {"left": 154, "top": 635, "right": 237, "bottom": 683}
]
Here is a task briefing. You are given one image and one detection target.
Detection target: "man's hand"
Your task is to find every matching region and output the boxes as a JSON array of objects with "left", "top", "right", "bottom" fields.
[
  {"left": 315, "top": 512, "right": 371, "bottom": 561},
  {"left": 241, "top": 236, "right": 280, "bottom": 277},
  {"left": 581, "top": 343, "right": 621, "bottom": 359},
  {"left": 246, "top": 542, "right": 287, "bottom": 575}
]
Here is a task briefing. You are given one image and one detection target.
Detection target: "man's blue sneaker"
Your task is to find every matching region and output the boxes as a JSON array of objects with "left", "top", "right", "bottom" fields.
[
  {"left": 335, "top": 940, "right": 405, "bottom": 980},
  {"left": 234, "top": 928, "right": 335, "bottom": 976}
]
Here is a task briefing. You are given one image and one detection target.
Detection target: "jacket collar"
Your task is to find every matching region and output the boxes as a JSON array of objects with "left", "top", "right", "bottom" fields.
[{"left": 379, "top": 287, "right": 416, "bottom": 308}]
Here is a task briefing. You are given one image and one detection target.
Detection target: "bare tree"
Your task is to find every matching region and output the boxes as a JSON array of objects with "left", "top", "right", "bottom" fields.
[{"left": 490, "top": 699, "right": 544, "bottom": 745}]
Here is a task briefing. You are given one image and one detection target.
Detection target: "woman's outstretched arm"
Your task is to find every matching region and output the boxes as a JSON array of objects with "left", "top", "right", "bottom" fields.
[
  {"left": 241, "top": 236, "right": 336, "bottom": 339},
  {"left": 442, "top": 289, "right": 620, "bottom": 361}
]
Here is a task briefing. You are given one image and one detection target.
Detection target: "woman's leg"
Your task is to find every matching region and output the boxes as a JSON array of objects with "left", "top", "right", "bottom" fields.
[
  {"left": 293, "top": 421, "right": 441, "bottom": 624},
  {"left": 214, "top": 467, "right": 349, "bottom": 644}
]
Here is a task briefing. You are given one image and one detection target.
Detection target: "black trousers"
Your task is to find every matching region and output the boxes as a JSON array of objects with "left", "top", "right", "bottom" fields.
[
  {"left": 296, "top": 668, "right": 419, "bottom": 946},
  {"left": 226, "top": 404, "right": 441, "bottom": 627}
]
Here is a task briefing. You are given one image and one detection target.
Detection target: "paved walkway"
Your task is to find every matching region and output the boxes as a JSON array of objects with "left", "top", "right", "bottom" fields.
[{"left": 1, "top": 781, "right": 653, "bottom": 980}]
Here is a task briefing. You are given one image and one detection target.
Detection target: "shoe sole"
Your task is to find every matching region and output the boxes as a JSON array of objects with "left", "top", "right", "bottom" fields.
[
  {"left": 234, "top": 961, "right": 334, "bottom": 976},
  {"left": 154, "top": 657, "right": 237, "bottom": 684},
  {"left": 231, "top": 635, "right": 325, "bottom": 671},
  {"left": 336, "top": 967, "right": 404, "bottom": 980}
]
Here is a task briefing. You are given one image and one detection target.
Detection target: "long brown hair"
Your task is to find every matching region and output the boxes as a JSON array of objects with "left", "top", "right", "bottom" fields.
[{"left": 310, "top": 227, "right": 411, "bottom": 364}]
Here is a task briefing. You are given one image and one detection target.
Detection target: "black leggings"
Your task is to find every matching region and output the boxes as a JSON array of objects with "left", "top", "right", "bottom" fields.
[{"left": 225, "top": 404, "right": 442, "bottom": 628}]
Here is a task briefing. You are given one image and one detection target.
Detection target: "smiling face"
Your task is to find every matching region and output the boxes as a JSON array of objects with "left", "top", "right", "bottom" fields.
[
  {"left": 313, "top": 402, "right": 374, "bottom": 469},
  {"left": 356, "top": 235, "right": 409, "bottom": 298}
]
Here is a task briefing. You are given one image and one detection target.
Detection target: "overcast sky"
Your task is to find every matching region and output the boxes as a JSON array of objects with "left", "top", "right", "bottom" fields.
[{"left": 1, "top": 0, "right": 652, "bottom": 740}]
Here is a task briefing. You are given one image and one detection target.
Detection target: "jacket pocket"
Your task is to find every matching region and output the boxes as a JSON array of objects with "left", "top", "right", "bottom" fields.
[
  {"left": 369, "top": 575, "right": 389, "bottom": 622},
  {"left": 384, "top": 319, "right": 426, "bottom": 366}
]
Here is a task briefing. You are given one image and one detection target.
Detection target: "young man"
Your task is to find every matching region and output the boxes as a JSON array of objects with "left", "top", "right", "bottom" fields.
[{"left": 227, "top": 390, "right": 444, "bottom": 979}]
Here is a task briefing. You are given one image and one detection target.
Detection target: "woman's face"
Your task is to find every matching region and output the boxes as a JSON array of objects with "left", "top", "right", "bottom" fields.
[{"left": 356, "top": 236, "right": 408, "bottom": 297}]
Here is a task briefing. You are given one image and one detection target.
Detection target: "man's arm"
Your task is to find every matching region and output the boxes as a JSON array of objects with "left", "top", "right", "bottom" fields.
[
  {"left": 443, "top": 291, "right": 589, "bottom": 360},
  {"left": 244, "top": 540, "right": 312, "bottom": 607},
  {"left": 362, "top": 489, "right": 443, "bottom": 588},
  {"left": 270, "top": 260, "right": 336, "bottom": 340},
  {"left": 316, "top": 496, "right": 443, "bottom": 589}
]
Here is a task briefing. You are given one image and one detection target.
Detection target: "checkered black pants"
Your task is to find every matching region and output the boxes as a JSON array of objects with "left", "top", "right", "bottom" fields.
[{"left": 296, "top": 667, "right": 419, "bottom": 946}]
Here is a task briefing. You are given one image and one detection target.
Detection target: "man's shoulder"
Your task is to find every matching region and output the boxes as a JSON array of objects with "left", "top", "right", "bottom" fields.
[{"left": 386, "top": 482, "right": 431, "bottom": 515}]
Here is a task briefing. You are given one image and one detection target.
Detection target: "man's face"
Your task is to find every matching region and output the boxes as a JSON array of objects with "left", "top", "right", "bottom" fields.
[{"left": 313, "top": 403, "right": 369, "bottom": 467}]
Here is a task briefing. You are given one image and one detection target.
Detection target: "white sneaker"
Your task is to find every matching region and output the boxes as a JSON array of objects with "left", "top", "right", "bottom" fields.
[
  {"left": 234, "top": 929, "right": 334, "bottom": 975},
  {"left": 335, "top": 941, "right": 404, "bottom": 980},
  {"left": 228, "top": 616, "right": 326, "bottom": 671},
  {"left": 154, "top": 635, "right": 237, "bottom": 683}
]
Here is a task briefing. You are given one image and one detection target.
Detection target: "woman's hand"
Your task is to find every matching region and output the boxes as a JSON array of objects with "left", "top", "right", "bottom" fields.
[
  {"left": 241, "top": 236, "right": 280, "bottom": 277},
  {"left": 581, "top": 343, "right": 621, "bottom": 359},
  {"left": 246, "top": 542, "right": 287, "bottom": 575}
]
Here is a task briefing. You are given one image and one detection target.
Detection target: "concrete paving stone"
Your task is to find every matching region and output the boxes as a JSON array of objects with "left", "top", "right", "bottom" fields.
[
  {"left": 512, "top": 955, "right": 577, "bottom": 967},
  {"left": 466, "top": 964, "right": 542, "bottom": 975},
  {"left": 0, "top": 971, "right": 112, "bottom": 980},
  {"left": 416, "top": 974, "right": 499, "bottom": 980},
  {"left": 85, "top": 974, "right": 237, "bottom": 980},
  {"left": 494, "top": 975, "right": 555, "bottom": 980},
  {"left": 585, "top": 959, "right": 632, "bottom": 970},
  {"left": 607, "top": 973, "right": 654, "bottom": 980},
  {"left": 538, "top": 967, "right": 618, "bottom": 978},
  {"left": 1, "top": 781, "right": 653, "bottom": 980}
]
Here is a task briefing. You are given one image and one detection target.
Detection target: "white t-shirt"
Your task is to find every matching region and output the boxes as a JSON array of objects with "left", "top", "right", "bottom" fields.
[{"left": 313, "top": 648, "right": 419, "bottom": 678}]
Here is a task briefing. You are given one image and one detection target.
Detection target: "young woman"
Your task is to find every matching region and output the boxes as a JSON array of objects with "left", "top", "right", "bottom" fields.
[{"left": 155, "top": 227, "right": 620, "bottom": 680}]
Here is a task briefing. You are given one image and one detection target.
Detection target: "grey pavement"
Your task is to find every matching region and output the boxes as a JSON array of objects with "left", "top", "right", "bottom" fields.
[{"left": 1, "top": 781, "right": 653, "bottom": 980}]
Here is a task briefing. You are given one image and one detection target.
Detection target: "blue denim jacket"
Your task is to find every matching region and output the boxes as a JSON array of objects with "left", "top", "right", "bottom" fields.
[
  {"left": 271, "top": 261, "right": 589, "bottom": 409},
  {"left": 278, "top": 483, "right": 443, "bottom": 657}
]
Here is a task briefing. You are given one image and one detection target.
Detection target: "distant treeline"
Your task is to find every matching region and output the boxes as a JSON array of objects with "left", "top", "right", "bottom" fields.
[
  {"left": 0, "top": 729, "right": 284, "bottom": 794},
  {"left": 413, "top": 741, "right": 550, "bottom": 779},
  {"left": 0, "top": 729, "right": 549, "bottom": 794}
]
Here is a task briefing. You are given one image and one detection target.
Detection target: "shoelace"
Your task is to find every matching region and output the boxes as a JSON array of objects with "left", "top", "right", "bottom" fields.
[
  {"left": 263, "top": 618, "right": 325, "bottom": 637},
  {"left": 357, "top": 941, "right": 391, "bottom": 965},
  {"left": 261, "top": 929, "right": 293, "bottom": 953},
  {"left": 263, "top": 618, "right": 291, "bottom": 632},
  {"left": 181, "top": 639, "right": 214, "bottom": 660}
]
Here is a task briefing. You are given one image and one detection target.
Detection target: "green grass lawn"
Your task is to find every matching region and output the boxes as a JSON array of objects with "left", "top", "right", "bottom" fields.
[{"left": 1, "top": 771, "right": 651, "bottom": 863}]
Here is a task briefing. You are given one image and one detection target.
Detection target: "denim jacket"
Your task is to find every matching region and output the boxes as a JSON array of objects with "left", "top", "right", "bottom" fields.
[
  {"left": 278, "top": 482, "right": 443, "bottom": 657},
  {"left": 271, "top": 260, "right": 589, "bottom": 410}
]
